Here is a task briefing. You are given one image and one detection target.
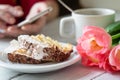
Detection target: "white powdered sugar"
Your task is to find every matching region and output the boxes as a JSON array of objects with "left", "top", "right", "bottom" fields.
[
  {"left": 4, "top": 39, "right": 20, "bottom": 54},
  {"left": 5, "top": 35, "right": 49, "bottom": 60}
]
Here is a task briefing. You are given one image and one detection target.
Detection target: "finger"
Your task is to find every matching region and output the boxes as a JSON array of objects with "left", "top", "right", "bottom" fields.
[
  {"left": 0, "top": 19, "right": 6, "bottom": 29},
  {"left": 21, "top": 16, "right": 46, "bottom": 34},
  {"left": 0, "top": 5, "right": 23, "bottom": 17},
  {"left": 12, "top": 6, "right": 24, "bottom": 17},
  {"left": 0, "top": 25, "right": 7, "bottom": 38},
  {"left": 6, "top": 5, "right": 24, "bottom": 17},
  {"left": 0, "top": 11, "right": 15, "bottom": 24},
  {"left": 6, "top": 26, "right": 27, "bottom": 37},
  {"left": 26, "top": 2, "right": 47, "bottom": 19},
  {"left": 0, "top": 21, "right": 7, "bottom": 34},
  {"left": 0, "top": 34, "right": 5, "bottom": 38}
]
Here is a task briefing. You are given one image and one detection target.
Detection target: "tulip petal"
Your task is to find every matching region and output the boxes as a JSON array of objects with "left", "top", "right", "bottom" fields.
[{"left": 109, "top": 45, "right": 120, "bottom": 70}]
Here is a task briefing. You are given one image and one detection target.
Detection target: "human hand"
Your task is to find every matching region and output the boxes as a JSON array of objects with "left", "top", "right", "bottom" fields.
[
  {"left": 5, "top": 2, "right": 48, "bottom": 38},
  {"left": 21, "top": 2, "right": 48, "bottom": 34},
  {"left": 0, "top": 5, "right": 24, "bottom": 38},
  {"left": 1, "top": 0, "right": 59, "bottom": 38}
]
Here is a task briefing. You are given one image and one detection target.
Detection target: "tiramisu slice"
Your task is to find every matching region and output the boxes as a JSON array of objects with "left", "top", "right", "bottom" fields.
[{"left": 6, "top": 34, "right": 73, "bottom": 64}]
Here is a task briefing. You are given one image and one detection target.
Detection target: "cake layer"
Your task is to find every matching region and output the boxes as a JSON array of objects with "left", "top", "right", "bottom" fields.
[{"left": 6, "top": 34, "right": 73, "bottom": 64}]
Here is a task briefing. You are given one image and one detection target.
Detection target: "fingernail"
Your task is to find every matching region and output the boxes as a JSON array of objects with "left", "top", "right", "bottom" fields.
[
  {"left": 21, "top": 26, "right": 26, "bottom": 30},
  {"left": 7, "top": 27, "right": 12, "bottom": 32},
  {"left": 17, "top": 11, "right": 23, "bottom": 16}
]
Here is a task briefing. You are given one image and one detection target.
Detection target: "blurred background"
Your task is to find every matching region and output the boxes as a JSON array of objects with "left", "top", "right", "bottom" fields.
[{"left": 80, "top": 0, "right": 120, "bottom": 11}]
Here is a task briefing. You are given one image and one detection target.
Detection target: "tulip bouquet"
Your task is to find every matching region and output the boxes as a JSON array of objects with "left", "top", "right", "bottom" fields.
[{"left": 76, "top": 26, "right": 120, "bottom": 72}]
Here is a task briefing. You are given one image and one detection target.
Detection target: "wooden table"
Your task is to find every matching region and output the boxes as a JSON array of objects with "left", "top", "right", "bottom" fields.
[{"left": 0, "top": 13, "right": 120, "bottom": 80}]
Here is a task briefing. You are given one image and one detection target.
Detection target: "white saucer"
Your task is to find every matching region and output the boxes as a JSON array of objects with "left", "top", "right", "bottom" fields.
[{"left": 0, "top": 46, "right": 80, "bottom": 73}]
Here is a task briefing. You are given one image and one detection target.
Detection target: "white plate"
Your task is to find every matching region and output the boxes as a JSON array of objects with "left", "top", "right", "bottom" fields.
[{"left": 0, "top": 46, "right": 80, "bottom": 73}]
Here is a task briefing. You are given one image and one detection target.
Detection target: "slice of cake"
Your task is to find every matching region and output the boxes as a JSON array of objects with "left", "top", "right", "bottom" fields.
[{"left": 6, "top": 34, "right": 73, "bottom": 64}]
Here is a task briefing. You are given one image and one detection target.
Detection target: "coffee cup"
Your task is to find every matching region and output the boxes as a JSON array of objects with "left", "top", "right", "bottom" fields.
[{"left": 59, "top": 8, "right": 115, "bottom": 42}]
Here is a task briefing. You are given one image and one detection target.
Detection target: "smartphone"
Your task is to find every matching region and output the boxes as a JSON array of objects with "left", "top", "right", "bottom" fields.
[{"left": 17, "top": 7, "right": 53, "bottom": 27}]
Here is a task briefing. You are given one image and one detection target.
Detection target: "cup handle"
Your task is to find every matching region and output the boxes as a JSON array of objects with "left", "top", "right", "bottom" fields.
[{"left": 59, "top": 16, "right": 75, "bottom": 38}]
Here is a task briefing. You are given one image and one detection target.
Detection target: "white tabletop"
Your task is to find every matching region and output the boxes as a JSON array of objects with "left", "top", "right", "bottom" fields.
[{"left": 0, "top": 14, "right": 120, "bottom": 80}]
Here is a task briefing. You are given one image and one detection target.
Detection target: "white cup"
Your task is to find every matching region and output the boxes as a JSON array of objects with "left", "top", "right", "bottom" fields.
[{"left": 59, "top": 8, "right": 115, "bottom": 42}]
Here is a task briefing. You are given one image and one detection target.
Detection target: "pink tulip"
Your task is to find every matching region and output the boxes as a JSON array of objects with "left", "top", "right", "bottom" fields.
[
  {"left": 100, "top": 53, "right": 115, "bottom": 72},
  {"left": 109, "top": 45, "right": 120, "bottom": 71},
  {"left": 76, "top": 26, "right": 112, "bottom": 66}
]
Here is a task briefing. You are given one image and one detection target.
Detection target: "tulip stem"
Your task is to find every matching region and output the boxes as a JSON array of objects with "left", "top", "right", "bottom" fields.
[{"left": 112, "top": 33, "right": 120, "bottom": 40}]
